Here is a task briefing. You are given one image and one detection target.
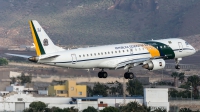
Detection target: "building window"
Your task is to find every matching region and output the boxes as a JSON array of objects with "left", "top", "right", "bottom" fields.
[
  {"left": 18, "top": 98, "right": 23, "bottom": 101},
  {"left": 79, "top": 92, "right": 82, "bottom": 95}
]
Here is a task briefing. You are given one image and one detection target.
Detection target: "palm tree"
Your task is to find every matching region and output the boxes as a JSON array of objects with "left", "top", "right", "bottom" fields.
[
  {"left": 178, "top": 72, "right": 185, "bottom": 83},
  {"left": 120, "top": 101, "right": 149, "bottom": 112},
  {"left": 179, "top": 108, "right": 192, "bottom": 112},
  {"left": 171, "top": 72, "right": 179, "bottom": 87},
  {"left": 187, "top": 75, "right": 200, "bottom": 99},
  {"left": 126, "top": 79, "right": 143, "bottom": 96}
]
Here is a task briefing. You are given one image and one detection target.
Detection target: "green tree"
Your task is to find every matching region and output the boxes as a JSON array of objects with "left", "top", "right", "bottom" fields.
[
  {"left": 0, "top": 58, "right": 8, "bottom": 66},
  {"left": 120, "top": 101, "right": 149, "bottom": 112},
  {"left": 179, "top": 108, "right": 192, "bottom": 112},
  {"left": 63, "top": 107, "right": 78, "bottom": 112},
  {"left": 110, "top": 86, "right": 117, "bottom": 95},
  {"left": 171, "top": 72, "right": 179, "bottom": 87},
  {"left": 10, "top": 77, "right": 16, "bottom": 84},
  {"left": 87, "top": 86, "right": 93, "bottom": 97},
  {"left": 152, "top": 107, "right": 167, "bottom": 112},
  {"left": 126, "top": 79, "right": 143, "bottom": 96},
  {"left": 178, "top": 72, "right": 185, "bottom": 83},
  {"left": 187, "top": 75, "right": 200, "bottom": 99},
  {"left": 115, "top": 81, "right": 123, "bottom": 95},
  {"left": 17, "top": 72, "right": 32, "bottom": 85},
  {"left": 93, "top": 82, "right": 108, "bottom": 97},
  {"left": 50, "top": 107, "right": 63, "bottom": 112},
  {"left": 29, "top": 101, "right": 47, "bottom": 112},
  {"left": 83, "top": 106, "right": 98, "bottom": 112},
  {"left": 100, "top": 106, "right": 119, "bottom": 112}
]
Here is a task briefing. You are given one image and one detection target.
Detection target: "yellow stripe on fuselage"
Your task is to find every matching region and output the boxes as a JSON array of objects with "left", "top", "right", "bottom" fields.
[
  {"left": 143, "top": 45, "right": 160, "bottom": 57},
  {"left": 29, "top": 21, "right": 41, "bottom": 56}
]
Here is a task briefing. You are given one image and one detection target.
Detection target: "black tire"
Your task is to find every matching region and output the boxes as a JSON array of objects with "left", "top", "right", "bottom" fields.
[
  {"left": 102, "top": 72, "right": 108, "bottom": 78},
  {"left": 98, "top": 72, "right": 103, "bottom": 78},
  {"left": 129, "top": 73, "right": 134, "bottom": 79},
  {"left": 124, "top": 72, "right": 129, "bottom": 79},
  {"left": 175, "top": 65, "right": 180, "bottom": 69}
]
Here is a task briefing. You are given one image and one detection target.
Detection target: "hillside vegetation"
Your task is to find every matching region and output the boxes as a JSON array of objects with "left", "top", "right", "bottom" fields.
[{"left": 0, "top": 0, "right": 200, "bottom": 47}]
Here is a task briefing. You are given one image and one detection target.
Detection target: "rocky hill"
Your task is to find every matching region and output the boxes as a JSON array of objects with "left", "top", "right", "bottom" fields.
[{"left": 0, "top": 0, "right": 200, "bottom": 48}]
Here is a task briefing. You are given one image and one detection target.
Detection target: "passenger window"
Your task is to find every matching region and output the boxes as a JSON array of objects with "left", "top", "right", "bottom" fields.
[
  {"left": 98, "top": 53, "right": 100, "bottom": 55},
  {"left": 115, "top": 51, "right": 117, "bottom": 53},
  {"left": 108, "top": 52, "right": 110, "bottom": 54},
  {"left": 130, "top": 49, "right": 133, "bottom": 52},
  {"left": 87, "top": 54, "right": 89, "bottom": 57},
  {"left": 83, "top": 55, "right": 85, "bottom": 57},
  {"left": 79, "top": 55, "right": 81, "bottom": 57},
  {"left": 91, "top": 54, "right": 92, "bottom": 56},
  {"left": 111, "top": 51, "right": 113, "bottom": 54},
  {"left": 160, "top": 46, "right": 162, "bottom": 48},
  {"left": 119, "top": 50, "right": 121, "bottom": 53},
  {"left": 101, "top": 52, "right": 103, "bottom": 55},
  {"left": 123, "top": 50, "right": 124, "bottom": 52},
  {"left": 105, "top": 52, "right": 107, "bottom": 55},
  {"left": 135, "top": 48, "right": 137, "bottom": 51}
]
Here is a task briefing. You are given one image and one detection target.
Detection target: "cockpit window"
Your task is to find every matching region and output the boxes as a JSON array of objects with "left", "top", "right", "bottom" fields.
[{"left": 185, "top": 42, "right": 189, "bottom": 45}]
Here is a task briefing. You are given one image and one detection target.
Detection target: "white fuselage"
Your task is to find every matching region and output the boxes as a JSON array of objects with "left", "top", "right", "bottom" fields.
[{"left": 37, "top": 38, "right": 196, "bottom": 69}]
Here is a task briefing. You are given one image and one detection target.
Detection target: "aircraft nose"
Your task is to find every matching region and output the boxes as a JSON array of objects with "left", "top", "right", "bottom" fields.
[{"left": 192, "top": 46, "right": 197, "bottom": 54}]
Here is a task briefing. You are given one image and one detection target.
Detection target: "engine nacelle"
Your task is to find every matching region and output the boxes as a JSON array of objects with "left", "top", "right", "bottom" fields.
[{"left": 142, "top": 59, "right": 165, "bottom": 70}]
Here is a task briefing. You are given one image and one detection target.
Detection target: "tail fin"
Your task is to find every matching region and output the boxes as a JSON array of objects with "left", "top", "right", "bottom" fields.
[{"left": 29, "top": 20, "right": 64, "bottom": 56}]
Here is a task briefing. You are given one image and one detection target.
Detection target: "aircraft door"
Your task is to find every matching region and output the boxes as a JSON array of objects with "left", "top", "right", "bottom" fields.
[
  {"left": 178, "top": 42, "right": 183, "bottom": 52},
  {"left": 71, "top": 54, "right": 77, "bottom": 64}
]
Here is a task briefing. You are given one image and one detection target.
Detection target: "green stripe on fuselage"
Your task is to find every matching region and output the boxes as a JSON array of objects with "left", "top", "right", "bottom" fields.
[
  {"left": 31, "top": 21, "right": 45, "bottom": 55},
  {"left": 141, "top": 41, "right": 175, "bottom": 59}
]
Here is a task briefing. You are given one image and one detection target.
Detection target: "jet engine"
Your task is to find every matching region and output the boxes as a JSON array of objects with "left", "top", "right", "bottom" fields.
[{"left": 142, "top": 59, "right": 165, "bottom": 70}]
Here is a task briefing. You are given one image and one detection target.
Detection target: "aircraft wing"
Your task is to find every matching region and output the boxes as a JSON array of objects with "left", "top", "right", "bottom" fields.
[
  {"left": 5, "top": 53, "right": 31, "bottom": 58},
  {"left": 115, "top": 58, "right": 150, "bottom": 69}
]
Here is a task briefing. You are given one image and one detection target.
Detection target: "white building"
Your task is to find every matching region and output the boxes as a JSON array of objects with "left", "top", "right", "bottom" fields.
[
  {"left": 6, "top": 84, "right": 25, "bottom": 92},
  {"left": 0, "top": 88, "right": 169, "bottom": 112},
  {"left": 144, "top": 88, "right": 169, "bottom": 112}
]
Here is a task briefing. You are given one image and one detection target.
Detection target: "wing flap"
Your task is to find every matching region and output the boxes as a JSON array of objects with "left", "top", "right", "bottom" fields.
[{"left": 115, "top": 58, "right": 150, "bottom": 69}]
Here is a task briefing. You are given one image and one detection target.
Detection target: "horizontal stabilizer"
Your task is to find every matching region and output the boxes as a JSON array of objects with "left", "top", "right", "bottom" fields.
[
  {"left": 39, "top": 54, "right": 59, "bottom": 60},
  {"left": 5, "top": 53, "right": 31, "bottom": 58}
]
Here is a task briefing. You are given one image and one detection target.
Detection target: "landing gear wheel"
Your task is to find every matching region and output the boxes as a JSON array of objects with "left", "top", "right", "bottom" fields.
[
  {"left": 102, "top": 72, "right": 108, "bottom": 78},
  {"left": 175, "top": 65, "right": 180, "bottom": 69},
  {"left": 129, "top": 73, "right": 134, "bottom": 79},
  {"left": 124, "top": 72, "right": 134, "bottom": 79},
  {"left": 124, "top": 72, "right": 129, "bottom": 79},
  {"left": 98, "top": 72, "right": 103, "bottom": 78},
  {"left": 98, "top": 71, "right": 108, "bottom": 78}
]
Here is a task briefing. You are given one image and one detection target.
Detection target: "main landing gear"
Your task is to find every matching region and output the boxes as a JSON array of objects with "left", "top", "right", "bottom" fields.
[
  {"left": 98, "top": 69, "right": 108, "bottom": 78},
  {"left": 124, "top": 69, "right": 134, "bottom": 79},
  {"left": 175, "top": 58, "right": 182, "bottom": 69}
]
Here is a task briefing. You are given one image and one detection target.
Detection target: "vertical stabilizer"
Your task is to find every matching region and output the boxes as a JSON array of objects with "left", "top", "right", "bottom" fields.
[{"left": 29, "top": 20, "right": 64, "bottom": 56}]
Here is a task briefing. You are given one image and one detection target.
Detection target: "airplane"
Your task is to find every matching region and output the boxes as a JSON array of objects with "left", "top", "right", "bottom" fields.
[{"left": 6, "top": 20, "right": 196, "bottom": 79}]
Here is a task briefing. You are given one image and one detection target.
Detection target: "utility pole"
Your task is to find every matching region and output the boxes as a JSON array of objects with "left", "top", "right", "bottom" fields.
[
  {"left": 123, "top": 77, "right": 126, "bottom": 105},
  {"left": 191, "top": 82, "right": 192, "bottom": 102}
]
